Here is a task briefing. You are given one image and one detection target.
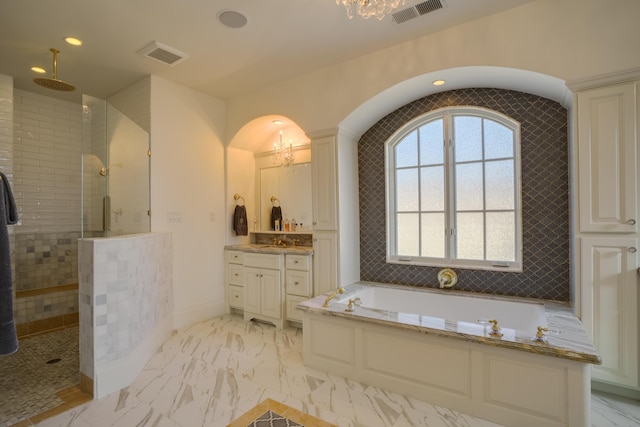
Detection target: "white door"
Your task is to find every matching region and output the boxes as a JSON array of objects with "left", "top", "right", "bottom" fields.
[
  {"left": 577, "top": 82, "right": 638, "bottom": 233},
  {"left": 243, "top": 267, "right": 262, "bottom": 314},
  {"left": 313, "top": 232, "right": 338, "bottom": 296},
  {"left": 311, "top": 135, "right": 338, "bottom": 231},
  {"left": 260, "top": 269, "right": 282, "bottom": 319},
  {"left": 581, "top": 236, "right": 639, "bottom": 387}
]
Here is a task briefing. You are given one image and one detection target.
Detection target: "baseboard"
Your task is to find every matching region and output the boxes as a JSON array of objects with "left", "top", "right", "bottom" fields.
[
  {"left": 172, "top": 299, "right": 225, "bottom": 329},
  {"left": 592, "top": 380, "right": 640, "bottom": 400},
  {"left": 94, "top": 314, "right": 173, "bottom": 399}
]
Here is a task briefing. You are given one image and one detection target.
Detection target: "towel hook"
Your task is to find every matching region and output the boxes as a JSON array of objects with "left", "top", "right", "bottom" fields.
[
  {"left": 270, "top": 196, "right": 280, "bottom": 207},
  {"left": 233, "top": 193, "right": 245, "bottom": 206}
]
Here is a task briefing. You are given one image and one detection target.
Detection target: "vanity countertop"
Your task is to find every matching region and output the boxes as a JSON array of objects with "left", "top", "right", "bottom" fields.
[{"left": 225, "top": 244, "right": 313, "bottom": 255}]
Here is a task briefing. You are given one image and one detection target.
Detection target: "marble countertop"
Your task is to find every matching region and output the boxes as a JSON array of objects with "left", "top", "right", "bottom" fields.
[
  {"left": 225, "top": 244, "right": 314, "bottom": 255},
  {"left": 297, "top": 281, "right": 601, "bottom": 365}
]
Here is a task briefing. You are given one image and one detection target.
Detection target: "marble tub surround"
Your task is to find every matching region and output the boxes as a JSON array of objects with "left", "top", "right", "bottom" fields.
[
  {"left": 225, "top": 243, "right": 313, "bottom": 255},
  {"left": 297, "top": 282, "right": 601, "bottom": 365}
]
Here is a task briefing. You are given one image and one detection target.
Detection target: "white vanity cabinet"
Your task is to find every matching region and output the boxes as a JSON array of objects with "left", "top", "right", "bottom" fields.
[
  {"left": 573, "top": 77, "right": 640, "bottom": 393},
  {"left": 581, "top": 237, "right": 639, "bottom": 387},
  {"left": 242, "top": 253, "right": 284, "bottom": 329},
  {"left": 225, "top": 250, "right": 244, "bottom": 311},
  {"left": 285, "top": 253, "right": 313, "bottom": 323},
  {"left": 576, "top": 82, "right": 637, "bottom": 233}
]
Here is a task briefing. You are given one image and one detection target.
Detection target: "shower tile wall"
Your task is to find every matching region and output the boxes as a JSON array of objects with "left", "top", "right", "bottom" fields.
[
  {"left": 358, "top": 88, "right": 570, "bottom": 301},
  {"left": 12, "top": 88, "right": 82, "bottom": 325}
]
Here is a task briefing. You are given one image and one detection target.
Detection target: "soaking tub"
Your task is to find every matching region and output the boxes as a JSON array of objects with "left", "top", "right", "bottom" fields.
[{"left": 297, "top": 282, "right": 600, "bottom": 427}]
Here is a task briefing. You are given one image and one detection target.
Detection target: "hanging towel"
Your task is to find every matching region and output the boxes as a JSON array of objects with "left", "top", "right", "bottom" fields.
[
  {"left": 0, "top": 173, "right": 17, "bottom": 225},
  {"left": 0, "top": 173, "right": 18, "bottom": 356},
  {"left": 271, "top": 206, "right": 282, "bottom": 230},
  {"left": 233, "top": 205, "right": 248, "bottom": 236}
]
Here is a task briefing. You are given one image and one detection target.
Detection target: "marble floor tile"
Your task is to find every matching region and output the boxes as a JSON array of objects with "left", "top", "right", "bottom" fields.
[{"left": 34, "top": 315, "right": 640, "bottom": 427}]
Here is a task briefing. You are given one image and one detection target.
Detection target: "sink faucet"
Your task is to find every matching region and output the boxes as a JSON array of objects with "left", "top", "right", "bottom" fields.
[{"left": 323, "top": 287, "right": 345, "bottom": 307}]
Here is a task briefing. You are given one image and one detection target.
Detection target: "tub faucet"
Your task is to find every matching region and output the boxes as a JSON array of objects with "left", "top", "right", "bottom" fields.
[
  {"left": 323, "top": 287, "right": 345, "bottom": 307},
  {"left": 438, "top": 268, "right": 458, "bottom": 288}
]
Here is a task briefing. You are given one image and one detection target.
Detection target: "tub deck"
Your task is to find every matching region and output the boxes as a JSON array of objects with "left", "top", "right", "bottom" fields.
[{"left": 298, "top": 281, "right": 600, "bottom": 364}]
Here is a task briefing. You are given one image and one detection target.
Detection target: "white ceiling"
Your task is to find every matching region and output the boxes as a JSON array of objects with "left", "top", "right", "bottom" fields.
[{"left": 0, "top": 0, "right": 534, "bottom": 104}]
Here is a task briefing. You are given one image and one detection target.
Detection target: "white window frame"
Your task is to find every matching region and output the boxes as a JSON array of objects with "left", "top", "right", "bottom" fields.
[{"left": 385, "top": 106, "right": 523, "bottom": 272}]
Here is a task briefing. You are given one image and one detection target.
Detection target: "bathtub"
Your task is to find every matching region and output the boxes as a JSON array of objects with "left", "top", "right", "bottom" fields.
[
  {"left": 298, "top": 282, "right": 600, "bottom": 427},
  {"left": 334, "top": 284, "right": 548, "bottom": 333}
]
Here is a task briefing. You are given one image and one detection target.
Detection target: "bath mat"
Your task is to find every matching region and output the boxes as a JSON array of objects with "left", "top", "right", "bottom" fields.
[{"left": 227, "top": 398, "right": 336, "bottom": 427}]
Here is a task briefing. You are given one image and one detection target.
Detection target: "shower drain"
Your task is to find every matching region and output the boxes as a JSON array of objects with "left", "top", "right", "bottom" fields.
[{"left": 46, "top": 358, "right": 62, "bottom": 364}]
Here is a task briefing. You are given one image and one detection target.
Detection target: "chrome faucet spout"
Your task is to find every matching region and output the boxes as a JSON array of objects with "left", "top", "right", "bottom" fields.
[{"left": 323, "top": 287, "right": 345, "bottom": 307}]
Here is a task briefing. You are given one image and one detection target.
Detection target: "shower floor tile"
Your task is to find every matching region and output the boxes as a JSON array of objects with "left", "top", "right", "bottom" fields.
[{"left": 0, "top": 326, "right": 80, "bottom": 427}]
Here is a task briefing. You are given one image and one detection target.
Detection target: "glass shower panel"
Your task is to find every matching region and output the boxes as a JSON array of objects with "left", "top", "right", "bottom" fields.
[{"left": 81, "top": 95, "right": 150, "bottom": 237}]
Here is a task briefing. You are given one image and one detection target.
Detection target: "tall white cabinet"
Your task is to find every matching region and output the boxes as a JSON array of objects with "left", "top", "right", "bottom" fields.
[
  {"left": 309, "top": 129, "right": 360, "bottom": 295},
  {"left": 574, "top": 78, "right": 640, "bottom": 392}
]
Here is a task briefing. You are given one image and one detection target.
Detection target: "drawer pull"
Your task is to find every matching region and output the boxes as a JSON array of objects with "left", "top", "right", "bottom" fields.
[
  {"left": 629, "top": 247, "right": 637, "bottom": 253},
  {"left": 294, "top": 281, "right": 300, "bottom": 285},
  {"left": 626, "top": 219, "right": 636, "bottom": 225},
  {"left": 234, "top": 273, "right": 238, "bottom": 277},
  {"left": 294, "top": 260, "right": 299, "bottom": 264}
]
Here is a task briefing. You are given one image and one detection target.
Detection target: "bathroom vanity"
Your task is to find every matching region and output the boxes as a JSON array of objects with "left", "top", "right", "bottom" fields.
[{"left": 225, "top": 232, "right": 313, "bottom": 328}]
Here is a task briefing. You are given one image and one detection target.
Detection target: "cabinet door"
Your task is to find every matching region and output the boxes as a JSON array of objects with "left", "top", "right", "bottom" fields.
[
  {"left": 260, "top": 269, "right": 282, "bottom": 319},
  {"left": 313, "top": 232, "right": 338, "bottom": 296},
  {"left": 243, "top": 267, "right": 262, "bottom": 314},
  {"left": 581, "top": 237, "right": 639, "bottom": 387},
  {"left": 311, "top": 135, "right": 338, "bottom": 231},
  {"left": 577, "top": 83, "right": 638, "bottom": 233}
]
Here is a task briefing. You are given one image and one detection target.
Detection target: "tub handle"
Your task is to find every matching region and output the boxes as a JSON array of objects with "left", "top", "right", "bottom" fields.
[
  {"left": 533, "top": 326, "right": 548, "bottom": 343},
  {"left": 345, "top": 297, "right": 362, "bottom": 312},
  {"left": 487, "top": 319, "right": 503, "bottom": 338}
]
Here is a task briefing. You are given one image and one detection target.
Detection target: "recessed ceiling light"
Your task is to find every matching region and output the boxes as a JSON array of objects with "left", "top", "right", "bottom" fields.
[
  {"left": 31, "top": 66, "right": 46, "bottom": 74},
  {"left": 272, "top": 120, "right": 283, "bottom": 125},
  {"left": 217, "top": 9, "right": 248, "bottom": 29},
  {"left": 64, "top": 37, "right": 83, "bottom": 46},
  {"left": 433, "top": 79, "right": 446, "bottom": 86}
]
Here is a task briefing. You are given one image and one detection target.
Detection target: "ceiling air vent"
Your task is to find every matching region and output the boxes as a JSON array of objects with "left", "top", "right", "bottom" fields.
[
  {"left": 138, "top": 41, "right": 189, "bottom": 66},
  {"left": 392, "top": 0, "right": 444, "bottom": 24}
]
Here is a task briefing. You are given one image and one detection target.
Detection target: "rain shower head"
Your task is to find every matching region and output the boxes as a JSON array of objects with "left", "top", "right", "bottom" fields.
[{"left": 33, "top": 48, "right": 75, "bottom": 92}]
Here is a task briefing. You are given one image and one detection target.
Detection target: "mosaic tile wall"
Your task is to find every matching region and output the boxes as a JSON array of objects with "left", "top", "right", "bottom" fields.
[
  {"left": 358, "top": 88, "right": 569, "bottom": 301},
  {"left": 13, "top": 232, "right": 79, "bottom": 290},
  {"left": 13, "top": 289, "right": 78, "bottom": 325}
]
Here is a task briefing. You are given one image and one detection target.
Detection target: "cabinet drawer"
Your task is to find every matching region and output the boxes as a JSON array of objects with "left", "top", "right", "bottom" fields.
[
  {"left": 244, "top": 253, "right": 282, "bottom": 270},
  {"left": 286, "top": 254, "right": 310, "bottom": 271},
  {"left": 228, "top": 285, "right": 244, "bottom": 309},
  {"left": 228, "top": 264, "right": 243, "bottom": 285},
  {"left": 227, "top": 250, "right": 244, "bottom": 264},
  {"left": 286, "top": 270, "right": 311, "bottom": 297},
  {"left": 286, "top": 295, "right": 307, "bottom": 322}
]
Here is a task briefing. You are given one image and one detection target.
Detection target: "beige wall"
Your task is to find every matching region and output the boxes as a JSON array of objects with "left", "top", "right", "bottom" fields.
[
  {"left": 226, "top": 0, "right": 640, "bottom": 139},
  {"left": 150, "top": 76, "right": 227, "bottom": 328}
]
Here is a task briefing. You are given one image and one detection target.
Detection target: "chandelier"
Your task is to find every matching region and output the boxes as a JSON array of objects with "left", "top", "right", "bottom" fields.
[
  {"left": 273, "top": 130, "right": 295, "bottom": 168},
  {"left": 337, "top": 0, "right": 405, "bottom": 20}
]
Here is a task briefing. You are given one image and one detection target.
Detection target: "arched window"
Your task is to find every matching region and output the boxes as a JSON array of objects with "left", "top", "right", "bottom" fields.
[{"left": 386, "top": 107, "right": 522, "bottom": 271}]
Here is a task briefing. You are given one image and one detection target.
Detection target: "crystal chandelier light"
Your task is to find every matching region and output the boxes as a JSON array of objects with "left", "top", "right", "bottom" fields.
[
  {"left": 273, "top": 130, "right": 295, "bottom": 168},
  {"left": 337, "top": 0, "right": 405, "bottom": 20}
]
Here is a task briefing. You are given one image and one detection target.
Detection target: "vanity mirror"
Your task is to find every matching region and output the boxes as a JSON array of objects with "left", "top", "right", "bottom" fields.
[{"left": 259, "top": 163, "right": 312, "bottom": 231}]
